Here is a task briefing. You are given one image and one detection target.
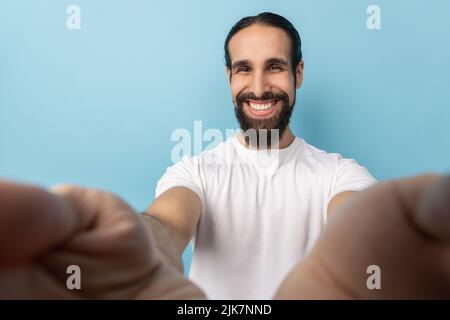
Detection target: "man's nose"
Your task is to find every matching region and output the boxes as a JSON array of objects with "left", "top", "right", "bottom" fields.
[{"left": 249, "top": 70, "right": 269, "bottom": 98}]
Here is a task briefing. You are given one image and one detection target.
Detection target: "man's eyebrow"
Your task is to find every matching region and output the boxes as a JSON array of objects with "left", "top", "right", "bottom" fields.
[
  {"left": 231, "top": 58, "right": 289, "bottom": 70},
  {"left": 265, "top": 58, "right": 289, "bottom": 66},
  {"left": 231, "top": 59, "right": 251, "bottom": 70}
]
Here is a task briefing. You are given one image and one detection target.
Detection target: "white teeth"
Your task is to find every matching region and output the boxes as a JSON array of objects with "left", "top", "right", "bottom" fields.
[{"left": 248, "top": 101, "right": 275, "bottom": 111}]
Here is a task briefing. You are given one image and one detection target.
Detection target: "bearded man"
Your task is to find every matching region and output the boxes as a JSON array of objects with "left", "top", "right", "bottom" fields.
[{"left": 143, "top": 12, "right": 377, "bottom": 299}]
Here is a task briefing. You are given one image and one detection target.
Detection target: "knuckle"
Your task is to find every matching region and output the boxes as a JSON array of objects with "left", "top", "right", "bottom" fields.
[{"left": 49, "top": 183, "right": 81, "bottom": 195}]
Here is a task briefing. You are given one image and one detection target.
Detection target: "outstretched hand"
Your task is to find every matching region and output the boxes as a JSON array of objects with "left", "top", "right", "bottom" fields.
[
  {"left": 0, "top": 181, "right": 204, "bottom": 299},
  {"left": 275, "top": 174, "right": 450, "bottom": 299}
]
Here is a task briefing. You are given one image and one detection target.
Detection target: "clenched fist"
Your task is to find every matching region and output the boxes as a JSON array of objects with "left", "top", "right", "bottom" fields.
[
  {"left": 275, "top": 174, "right": 450, "bottom": 299},
  {"left": 0, "top": 181, "right": 204, "bottom": 299}
]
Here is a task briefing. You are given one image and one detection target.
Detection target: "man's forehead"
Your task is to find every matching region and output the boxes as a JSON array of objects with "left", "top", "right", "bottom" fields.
[{"left": 228, "top": 24, "right": 291, "bottom": 65}]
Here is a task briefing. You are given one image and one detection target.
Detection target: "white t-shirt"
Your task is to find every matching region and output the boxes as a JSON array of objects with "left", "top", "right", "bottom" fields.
[{"left": 155, "top": 135, "right": 377, "bottom": 299}]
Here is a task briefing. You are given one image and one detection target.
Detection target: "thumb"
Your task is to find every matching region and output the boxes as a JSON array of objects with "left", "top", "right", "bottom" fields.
[{"left": 0, "top": 180, "right": 80, "bottom": 264}]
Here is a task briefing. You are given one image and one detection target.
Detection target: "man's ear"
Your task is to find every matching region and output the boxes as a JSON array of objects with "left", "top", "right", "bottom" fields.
[
  {"left": 226, "top": 67, "right": 232, "bottom": 83},
  {"left": 295, "top": 60, "right": 304, "bottom": 89}
]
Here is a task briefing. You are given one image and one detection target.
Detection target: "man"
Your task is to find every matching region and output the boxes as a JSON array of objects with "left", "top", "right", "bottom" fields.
[
  {"left": 144, "top": 12, "right": 377, "bottom": 299},
  {"left": 0, "top": 174, "right": 449, "bottom": 299}
]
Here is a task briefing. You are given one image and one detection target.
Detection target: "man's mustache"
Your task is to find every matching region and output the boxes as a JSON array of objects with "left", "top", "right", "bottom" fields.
[{"left": 235, "top": 91, "right": 289, "bottom": 104}]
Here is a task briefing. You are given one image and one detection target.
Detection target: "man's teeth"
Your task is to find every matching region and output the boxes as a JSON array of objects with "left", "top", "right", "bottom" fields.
[{"left": 248, "top": 101, "right": 276, "bottom": 111}]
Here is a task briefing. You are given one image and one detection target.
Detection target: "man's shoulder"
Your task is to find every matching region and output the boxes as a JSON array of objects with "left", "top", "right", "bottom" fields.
[
  {"left": 296, "top": 139, "right": 374, "bottom": 184},
  {"left": 296, "top": 138, "right": 345, "bottom": 165}
]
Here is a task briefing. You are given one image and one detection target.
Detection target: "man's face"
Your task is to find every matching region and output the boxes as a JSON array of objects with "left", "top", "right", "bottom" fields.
[{"left": 227, "top": 24, "right": 303, "bottom": 146}]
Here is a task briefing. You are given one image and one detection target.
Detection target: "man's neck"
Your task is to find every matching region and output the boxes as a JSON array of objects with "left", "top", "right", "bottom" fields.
[{"left": 237, "top": 127, "right": 296, "bottom": 150}]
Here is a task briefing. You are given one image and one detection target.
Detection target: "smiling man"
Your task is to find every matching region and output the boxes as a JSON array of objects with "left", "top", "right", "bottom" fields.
[{"left": 144, "top": 12, "right": 377, "bottom": 299}]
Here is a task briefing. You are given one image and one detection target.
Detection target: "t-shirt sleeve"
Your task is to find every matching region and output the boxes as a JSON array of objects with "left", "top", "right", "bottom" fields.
[
  {"left": 155, "top": 155, "right": 204, "bottom": 206},
  {"left": 328, "top": 157, "right": 378, "bottom": 201}
]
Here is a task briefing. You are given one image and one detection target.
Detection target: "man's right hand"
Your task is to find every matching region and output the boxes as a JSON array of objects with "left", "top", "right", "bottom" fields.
[{"left": 0, "top": 181, "right": 205, "bottom": 299}]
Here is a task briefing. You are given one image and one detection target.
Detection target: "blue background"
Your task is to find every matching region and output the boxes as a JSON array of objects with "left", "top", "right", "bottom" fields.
[{"left": 1, "top": 0, "right": 449, "bottom": 274}]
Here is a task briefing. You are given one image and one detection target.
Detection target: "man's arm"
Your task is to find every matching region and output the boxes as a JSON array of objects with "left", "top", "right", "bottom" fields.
[
  {"left": 0, "top": 180, "right": 207, "bottom": 299},
  {"left": 142, "top": 186, "right": 202, "bottom": 273},
  {"left": 1, "top": 174, "right": 449, "bottom": 299}
]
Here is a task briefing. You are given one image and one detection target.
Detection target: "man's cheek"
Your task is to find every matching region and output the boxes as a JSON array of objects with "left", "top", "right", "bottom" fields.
[{"left": 231, "top": 78, "right": 246, "bottom": 94}]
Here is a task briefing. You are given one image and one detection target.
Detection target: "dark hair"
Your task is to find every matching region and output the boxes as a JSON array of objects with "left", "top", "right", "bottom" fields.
[{"left": 224, "top": 12, "right": 302, "bottom": 76}]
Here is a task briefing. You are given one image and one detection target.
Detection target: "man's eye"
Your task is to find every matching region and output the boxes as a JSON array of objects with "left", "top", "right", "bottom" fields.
[
  {"left": 237, "top": 66, "right": 250, "bottom": 73},
  {"left": 268, "top": 65, "right": 282, "bottom": 71}
]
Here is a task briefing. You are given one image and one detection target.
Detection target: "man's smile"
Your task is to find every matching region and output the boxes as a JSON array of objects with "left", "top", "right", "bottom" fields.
[{"left": 245, "top": 99, "right": 280, "bottom": 119}]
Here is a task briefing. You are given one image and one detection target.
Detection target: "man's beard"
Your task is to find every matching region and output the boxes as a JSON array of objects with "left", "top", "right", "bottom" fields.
[{"left": 234, "top": 90, "right": 295, "bottom": 148}]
